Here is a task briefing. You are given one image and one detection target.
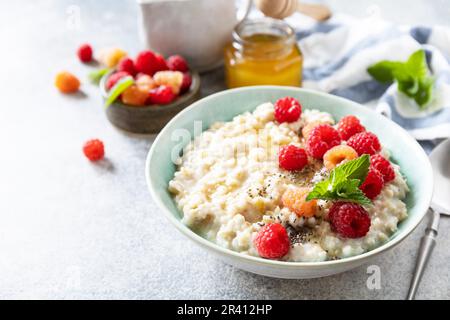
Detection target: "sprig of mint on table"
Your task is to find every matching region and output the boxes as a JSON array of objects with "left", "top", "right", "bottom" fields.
[
  {"left": 306, "top": 155, "right": 372, "bottom": 206},
  {"left": 367, "top": 49, "right": 435, "bottom": 108}
]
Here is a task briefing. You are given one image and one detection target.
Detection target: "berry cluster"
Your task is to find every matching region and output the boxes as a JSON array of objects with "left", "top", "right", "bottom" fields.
[
  {"left": 262, "top": 97, "right": 399, "bottom": 253},
  {"left": 107, "top": 50, "right": 193, "bottom": 106},
  {"left": 56, "top": 44, "right": 195, "bottom": 162}
]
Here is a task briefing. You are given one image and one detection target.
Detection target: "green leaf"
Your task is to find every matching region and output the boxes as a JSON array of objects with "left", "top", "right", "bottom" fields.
[
  {"left": 306, "top": 179, "right": 333, "bottom": 201},
  {"left": 342, "top": 189, "right": 372, "bottom": 206},
  {"left": 88, "top": 68, "right": 110, "bottom": 85},
  {"left": 104, "top": 76, "right": 134, "bottom": 108},
  {"left": 414, "top": 76, "right": 435, "bottom": 108},
  {"left": 334, "top": 154, "right": 370, "bottom": 185},
  {"left": 367, "top": 61, "right": 403, "bottom": 83},
  {"left": 406, "top": 49, "right": 428, "bottom": 78},
  {"left": 306, "top": 155, "right": 372, "bottom": 206},
  {"left": 367, "top": 49, "right": 435, "bottom": 109}
]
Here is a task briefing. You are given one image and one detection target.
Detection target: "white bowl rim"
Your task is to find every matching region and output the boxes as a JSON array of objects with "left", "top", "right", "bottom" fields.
[{"left": 146, "top": 85, "right": 433, "bottom": 269}]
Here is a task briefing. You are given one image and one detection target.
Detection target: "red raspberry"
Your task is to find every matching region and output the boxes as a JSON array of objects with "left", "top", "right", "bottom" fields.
[
  {"left": 328, "top": 202, "right": 371, "bottom": 238},
  {"left": 135, "top": 50, "right": 159, "bottom": 76},
  {"left": 370, "top": 154, "right": 395, "bottom": 183},
  {"left": 180, "top": 72, "right": 192, "bottom": 93},
  {"left": 155, "top": 53, "right": 169, "bottom": 72},
  {"left": 278, "top": 145, "right": 308, "bottom": 171},
  {"left": 166, "top": 55, "right": 189, "bottom": 72},
  {"left": 117, "top": 57, "right": 136, "bottom": 76},
  {"left": 347, "top": 132, "right": 381, "bottom": 156},
  {"left": 254, "top": 223, "right": 290, "bottom": 259},
  {"left": 105, "top": 71, "right": 130, "bottom": 90},
  {"left": 337, "top": 115, "right": 366, "bottom": 140},
  {"left": 148, "top": 85, "right": 176, "bottom": 105},
  {"left": 274, "top": 97, "right": 302, "bottom": 123},
  {"left": 77, "top": 43, "right": 93, "bottom": 63},
  {"left": 306, "top": 124, "right": 341, "bottom": 159},
  {"left": 360, "top": 168, "right": 384, "bottom": 199},
  {"left": 83, "top": 139, "right": 104, "bottom": 161}
]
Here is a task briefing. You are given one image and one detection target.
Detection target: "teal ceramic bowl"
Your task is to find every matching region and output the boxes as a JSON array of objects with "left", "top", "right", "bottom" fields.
[{"left": 146, "top": 86, "right": 433, "bottom": 279}]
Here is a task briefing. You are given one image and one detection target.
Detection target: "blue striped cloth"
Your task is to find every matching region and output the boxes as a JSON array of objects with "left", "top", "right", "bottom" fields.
[{"left": 285, "top": 13, "right": 450, "bottom": 151}]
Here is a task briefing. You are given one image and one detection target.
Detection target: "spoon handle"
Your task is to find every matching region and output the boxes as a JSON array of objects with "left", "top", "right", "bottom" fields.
[
  {"left": 297, "top": 3, "right": 332, "bottom": 21},
  {"left": 406, "top": 209, "right": 440, "bottom": 300}
]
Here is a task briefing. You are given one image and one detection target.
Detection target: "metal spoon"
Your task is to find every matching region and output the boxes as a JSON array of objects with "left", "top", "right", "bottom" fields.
[{"left": 407, "top": 139, "right": 450, "bottom": 300}]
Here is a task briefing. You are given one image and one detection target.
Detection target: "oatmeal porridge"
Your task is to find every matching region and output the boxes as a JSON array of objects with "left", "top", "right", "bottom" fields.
[{"left": 168, "top": 97, "right": 408, "bottom": 262}]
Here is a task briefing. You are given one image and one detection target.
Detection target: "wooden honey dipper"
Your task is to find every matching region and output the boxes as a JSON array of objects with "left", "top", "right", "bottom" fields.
[{"left": 255, "top": 0, "right": 332, "bottom": 21}]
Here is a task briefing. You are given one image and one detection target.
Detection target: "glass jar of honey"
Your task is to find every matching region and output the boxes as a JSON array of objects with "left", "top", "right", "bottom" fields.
[{"left": 224, "top": 18, "right": 303, "bottom": 88}]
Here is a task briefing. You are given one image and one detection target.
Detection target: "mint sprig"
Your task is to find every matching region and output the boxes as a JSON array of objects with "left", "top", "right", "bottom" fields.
[
  {"left": 367, "top": 50, "right": 435, "bottom": 108},
  {"left": 306, "top": 155, "right": 372, "bottom": 206},
  {"left": 104, "top": 76, "right": 134, "bottom": 108}
]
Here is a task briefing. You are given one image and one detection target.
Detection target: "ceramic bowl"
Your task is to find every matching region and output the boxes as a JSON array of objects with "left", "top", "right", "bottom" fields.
[
  {"left": 100, "top": 72, "right": 201, "bottom": 134},
  {"left": 146, "top": 86, "right": 433, "bottom": 279}
]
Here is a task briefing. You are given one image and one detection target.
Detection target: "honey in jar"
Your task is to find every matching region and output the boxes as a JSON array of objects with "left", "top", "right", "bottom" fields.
[{"left": 224, "top": 18, "right": 303, "bottom": 88}]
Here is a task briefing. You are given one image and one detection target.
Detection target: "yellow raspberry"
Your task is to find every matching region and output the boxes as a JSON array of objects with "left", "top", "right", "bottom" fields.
[
  {"left": 55, "top": 71, "right": 80, "bottom": 93},
  {"left": 323, "top": 145, "right": 358, "bottom": 170},
  {"left": 121, "top": 85, "right": 148, "bottom": 106},
  {"left": 153, "top": 71, "right": 183, "bottom": 95},
  {"left": 136, "top": 75, "right": 156, "bottom": 92},
  {"left": 282, "top": 187, "right": 317, "bottom": 218},
  {"left": 98, "top": 47, "right": 127, "bottom": 68}
]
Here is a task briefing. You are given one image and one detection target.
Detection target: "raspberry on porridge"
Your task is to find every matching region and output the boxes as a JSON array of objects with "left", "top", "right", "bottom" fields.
[{"left": 168, "top": 98, "right": 409, "bottom": 262}]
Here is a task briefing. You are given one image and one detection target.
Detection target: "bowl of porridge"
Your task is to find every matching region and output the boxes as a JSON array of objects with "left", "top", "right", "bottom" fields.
[{"left": 146, "top": 86, "right": 432, "bottom": 279}]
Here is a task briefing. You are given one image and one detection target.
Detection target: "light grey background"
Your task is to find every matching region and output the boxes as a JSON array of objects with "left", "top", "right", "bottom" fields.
[{"left": 0, "top": 0, "right": 449, "bottom": 299}]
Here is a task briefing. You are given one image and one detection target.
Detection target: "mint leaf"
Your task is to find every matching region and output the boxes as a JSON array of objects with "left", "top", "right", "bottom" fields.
[
  {"left": 414, "top": 76, "right": 434, "bottom": 108},
  {"left": 306, "top": 155, "right": 372, "bottom": 205},
  {"left": 335, "top": 154, "right": 370, "bottom": 185},
  {"left": 367, "top": 49, "right": 435, "bottom": 108},
  {"left": 406, "top": 50, "right": 428, "bottom": 78},
  {"left": 306, "top": 179, "right": 333, "bottom": 201},
  {"left": 89, "top": 68, "right": 110, "bottom": 85},
  {"left": 367, "top": 61, "right": 403, "bottom": 83},
  {"left": 104, "top": 76, "right": 134, "bottom": 108}
]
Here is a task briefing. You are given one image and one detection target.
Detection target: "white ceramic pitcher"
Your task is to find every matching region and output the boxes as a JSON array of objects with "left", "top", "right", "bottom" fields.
[{"left": 138, "top": 0, "right": 249, "bottom": 72}]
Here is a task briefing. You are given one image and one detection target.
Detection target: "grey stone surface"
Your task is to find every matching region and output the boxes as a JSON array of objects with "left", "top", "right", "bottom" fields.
[{"left": 0, "top": 0, "right": 449, "bottom": 299}]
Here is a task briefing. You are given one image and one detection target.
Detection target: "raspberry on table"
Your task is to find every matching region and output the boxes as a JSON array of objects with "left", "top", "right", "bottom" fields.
[
  {"left": 166, "top": 55, "right": 189, "bottom": 72},
  {"left": 328, "top": 202, "right": 371, "bottom": 238},
  {"left": 337, "top": 115, "right": 365, "bottom": 140},
  {"left": 148, "top": 85, "right": 176, "bottom": 105},
  {"left": 306, "top": 124, "right": 341, "bottom": 159},
  {"left": 77, "top": 43, "right": 93, "bottom": 63},
  {"left": 274, "top": 97, "right": 302, "bottom": 123},
  {"left": 282, "top": 187, "right": 317, "bottom": 218},
  {"left": 253, "top": 223, "right": 290, "bottom": 259},
  {"left": 370, "top": 154, "right": 395, "bottom": 183},
  {"left": 55, "top": 71, "right": 80, "bottom": 94},
  {"left": 347, "top": 131, "right": 381, "bottom": 156},
  {"left": 278, "top": 145, "right": 308, "bottom": 171},
  {"left": 135, "top": 50, "right": 159, "bottom": 76},
  {"left": 360, "top": 168, "right": 384, "bottom": 199},
  {"left": 117, "top": 57, "right": 136, "bottom": 76},
  {"left": 323, "top": 145, "right": 358, "bottom": 170},
  {"left": 105, "top": 71, "right": 130, "bottom": 90},
  {"left": 180, "top": 72, "right": 192, "bottom": 93},
  {"left": 83, "top": 139, "right": 104, "bottom": 162}
]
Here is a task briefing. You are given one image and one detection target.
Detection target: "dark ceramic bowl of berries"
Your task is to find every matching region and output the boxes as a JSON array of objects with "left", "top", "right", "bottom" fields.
[{"left": 100, "top": 51, "right": 201, "bottom": 134}]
